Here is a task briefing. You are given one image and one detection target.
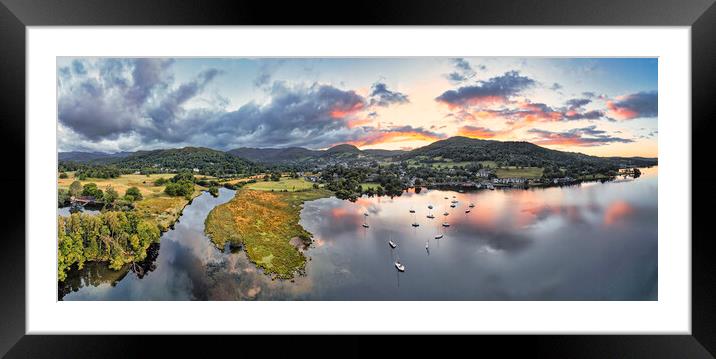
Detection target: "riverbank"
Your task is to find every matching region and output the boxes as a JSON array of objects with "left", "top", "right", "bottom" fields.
[{"left": 205, "top": 187, "right": 332, "bottom": 279}]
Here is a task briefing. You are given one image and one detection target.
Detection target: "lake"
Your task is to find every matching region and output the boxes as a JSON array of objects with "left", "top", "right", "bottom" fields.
[{"left": 60, "top": 166, "right": 657, "bottom": 300}]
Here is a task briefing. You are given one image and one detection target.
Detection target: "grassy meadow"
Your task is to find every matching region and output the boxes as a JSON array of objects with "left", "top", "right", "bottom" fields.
[
  {"left": 495, "top": 167, "right": 544, "bottom": 179},
  {"left": 244, "top": 177, "right": 315, "bottom": 192},
  {"left": 205, "top": 187, "right": 332, "bottom": 279}
]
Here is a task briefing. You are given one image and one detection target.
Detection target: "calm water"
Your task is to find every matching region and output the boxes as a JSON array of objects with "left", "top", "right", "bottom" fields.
[{"left": 61, "top": 167, "right": 657, "bottom": 300}]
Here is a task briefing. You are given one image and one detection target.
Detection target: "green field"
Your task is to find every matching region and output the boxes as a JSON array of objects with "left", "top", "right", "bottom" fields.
[
  {"left": 205, "top": 188, "right": 332, "bottom": 279},
  {"left": 359, "top": 182, "right": 382, "bottom": 190},
  {"left": 244, "top": 177, "right": 315, "bottom": 192},
  {"left": 495, "top": 167, "right": 544, "bottom": 179},
  {"left": 59, "top": 172, "right": 205, "bottom": 231}
]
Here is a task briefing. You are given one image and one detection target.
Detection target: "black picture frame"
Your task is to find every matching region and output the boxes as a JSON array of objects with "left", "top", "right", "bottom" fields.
[{"left": 1, "top": 0, "right": 714, "bottom": 357}]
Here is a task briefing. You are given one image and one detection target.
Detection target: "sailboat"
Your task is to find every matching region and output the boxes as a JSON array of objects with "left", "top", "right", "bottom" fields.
[
  {"left": 428, "top": 204, "right": 433, "bottom": 209},
  {"left": 450, "top": 203, "right": 456, "bottom": 208},
  {"left": 389, "top": 240, "right": 397, "bottom": 248},
  {"left": 364, "top": 212, "right": 369, "bottom": 217},
  {"left": 427, "top": 212, "right": 435, "bottom": 219},
  {"left": 411, "top": 222, "right": 420, "bottom": 227},
  {"left": 409, "top": 207, "right": 415, "bottom": 213},
  {"left": 465, "top": 208, "right": 471, "bottom": 213},
  {"left": 442, "top": 222, "right": 450, "bottom": 227},
  {"left": 443, "top": 211, "right": 449, "bottom": 216},
  {"left": 362, "top": 216, "right": 369, "bottom": 228},
  {"left": 395, "top": 260, "right": 406, "bottom": 272},
  {"left": 434, "top": 233, "right": 443, "bottom": 239},
  {"left": 425, "top": 241, "right": 429, "bottom": 250},
  {"left": 468, "top": 203, "right": 475, "bottom": 208}
]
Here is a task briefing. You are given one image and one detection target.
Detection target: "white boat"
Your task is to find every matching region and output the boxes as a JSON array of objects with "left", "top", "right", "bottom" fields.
[
  {"left": 451, "top": 200, "right": 458, "bottom": 204},
  {"left": 389, "top": 240, "right": 397, "bottom": 248},
  {"left": 411, "top": 222, "right": 420, "bottom": 227},
  {"left": 443, "top": 212, "right": 449, "bottom": 216},
  {"left": 442, "top": 222, "right": 450, "bottom": 227},
  {"left": 468, "top": 203, "right": 475, "bottom": 208},
  {"left": 428, "top": 204, "right": 433, "bottom": 209},
  {"left": 364, "top": 212, "right": 369, "bottom": 216},
  {"left": 409, "top": 209, "right": 415, "bottom": 213},
  {"left": 434, "top": 234, "right": 443, "bottom": 239},
  {"left": 425, "top": 241, "right": 429, "bottom": 249},
  {"left": 465, "top": 209, "right": 471, "bottom": 213},
  {"left": 450, "top": 204, "right": 456, "bottom": 208},
  {"left": 362, "top": 223, "right": 369, "bottom": 228},
  {"left": 427, "top": 214, "right": 435, "bottom": 219},
  {"left": 395, "top": 261, "right": 405, "bottom": 272}
]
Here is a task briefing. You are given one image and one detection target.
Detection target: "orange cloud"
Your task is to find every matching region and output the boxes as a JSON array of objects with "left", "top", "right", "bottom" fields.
[
  {"left": 457, "top": 125, "right": 496, "bottom": 139},
  {"left": 606, "top": 101, "right": 638, "bottom": 120},
  {"left": 330, "top": 102, "right": 365, "bottom": 119}
]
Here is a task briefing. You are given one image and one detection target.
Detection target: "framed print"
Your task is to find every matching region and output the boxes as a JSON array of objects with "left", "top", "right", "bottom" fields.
[{"left": 2, "top": 0, "right": 716, "bottom": 357}]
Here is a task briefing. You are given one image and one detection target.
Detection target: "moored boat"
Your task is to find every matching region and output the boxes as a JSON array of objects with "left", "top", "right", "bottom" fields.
[{"left": 395, "top": 261, "right": 405, "bottom": 272}]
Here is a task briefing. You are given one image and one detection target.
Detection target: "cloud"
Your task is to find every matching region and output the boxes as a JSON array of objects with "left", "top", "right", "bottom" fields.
[
  {"left": 436, "top": 71, "right": 535, "bottom": 108},
  {"left": 368, "top": 82, "right": 409, "bottom": 107},
  {"left": 528, "top": 126, "right": 634, "bottom": 147},
  {"left": 58, "top": 58, "right": 212, "bottom": 143},
  {"left": 606, "top": 91, "right": 658, "bottom": 120},
  {"left": 444, "top": 58, "right": 481, "bottom": 84},
  {"left": 207, "top": 82, "right": 369, "bottom": 149},
  {"left": 343, "top": 125, "right": 446, "bottom": 147},
  {"left": 565, "top": 98, "right": 591, "bottom": 110},
  {"left": 550, "top": 82, "right": 563, "bottom": 91},
  {"left": 457, "top": 125, "right": 497, "bottom": 139},
  {"left": 58, "top": 59, "right": 386, "bottom": 151},
  {"left": 253, "top": 59, "right": 285, "bottom": 88}
]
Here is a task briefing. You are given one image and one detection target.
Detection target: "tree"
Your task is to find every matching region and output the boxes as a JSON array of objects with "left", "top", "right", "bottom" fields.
[
  {"left": 58, "top": 189, "right": 70, "bottom": 207},
  {"left": 164, "top": 180, "right": 195, "bottom": 199},
  {"left": 69, "top": 180, "right": 83, "bottom": 197},
  {"left": 81, "top": 183, "right": 103, "bottom": 199},
  {"left": 125, "top": 187, "right": 143, "bottom": 201},
  {"left": 103, "top": 186, "right": 119, "bottom": 205},
  {"left": 59, "top": 172, "right": 69, "bottom": 179}
]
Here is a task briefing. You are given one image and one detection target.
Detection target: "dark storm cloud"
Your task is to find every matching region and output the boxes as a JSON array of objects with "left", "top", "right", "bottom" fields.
[
  {"left": 198, "top": 82, "right": 370, "bottom": 149},
  {"left": 368, "top": 82, "right": 409, "bottom": 107},
  {"left": 60, "top": 58, "right": 416, "bottom": 151},
  {"left": 436, "top": 71, "right": 535, "bottom": 107},
  {"left": 59, "top": 58, "right": 212, "bottom": 142},
  {"left": 528, "top": 126, "right": 634, "bottom": 146},
  {"left": 606, "top": 91, "right": 658, "bottom": 120}
]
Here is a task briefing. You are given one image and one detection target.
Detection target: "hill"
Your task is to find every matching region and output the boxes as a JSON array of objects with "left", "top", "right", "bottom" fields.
[
  {"left": 227, "top": 144, "right": 404, "bottom": 164},
  {"left": 64, "top": 147, "right": 259, "bottom": 176},
  {"left": 401, "top": 136, "right": 657, "bottom": 169}
]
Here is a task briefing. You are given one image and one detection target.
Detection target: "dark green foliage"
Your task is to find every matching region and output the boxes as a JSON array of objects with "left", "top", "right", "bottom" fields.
[
  {"left": 208, "top": 186, "right": 219, "bottom": 197},
  {"left": 154, "top": 177, "right": 168, "bottom": 186},
  {"left": 125, "top": 186, "right": 143, "bottom": 201},
  {"left": 164, "top": 180, "right": 195, "bottom": 199},
  {"left": 69, "top": 180, "right": 83, "bottom": 197},
  {"left": 58, "top": 189, "right": 70, "bottom": 207},
  {"left": 81, "top": 183, "right": 104, "bottom": 200},
  {"left": 57, "top": 211, "right": 160, "bottom": 281},
  {"left": 59, "top": 172, "right": 69, "bottom": 179}
]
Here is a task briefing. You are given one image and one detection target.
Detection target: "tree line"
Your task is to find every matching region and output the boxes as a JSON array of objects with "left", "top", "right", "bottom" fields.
[{"left": 57, "top": 211, "right": 160, "bottom": 281}]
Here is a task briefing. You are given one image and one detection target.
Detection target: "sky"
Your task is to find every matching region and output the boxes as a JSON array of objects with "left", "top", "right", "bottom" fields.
[{"left": 57, "top": 57, "right": 658, "bottom": 157}]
